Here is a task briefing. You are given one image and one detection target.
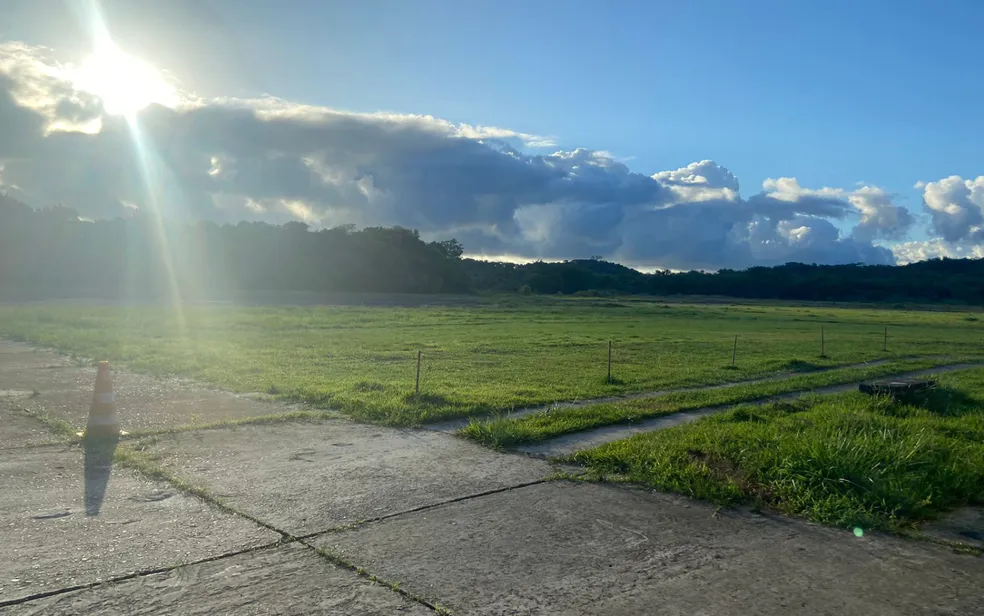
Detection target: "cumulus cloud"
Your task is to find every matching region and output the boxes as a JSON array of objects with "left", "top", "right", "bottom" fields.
[
  {"left": 892, "top": 239, "right": 984, "bottom": 264},
  {"left": 917, "top": 175, "right": 984, "bottom": 243},
  {"left": 651, "top": 160, "right": 740, "bottom": 203},
  {"left": 0, "top": 40, "right": 919, "bottom": 270},
  {"left": 758, "top": 178, "right": 913, "bottom": 241},
  {"left": 848, "top": 186, "right": 915, "bottom": 241},
  {"left": 761, "top": 177, "right": 845, "bottom": 203},
  {"left": 886, "top": 175, "right": 984, "bottom": 264}
]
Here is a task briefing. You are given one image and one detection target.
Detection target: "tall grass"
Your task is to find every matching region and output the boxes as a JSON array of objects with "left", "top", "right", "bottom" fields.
[{"left": 571, "top": 368, "right": 984, "bottom": 531}]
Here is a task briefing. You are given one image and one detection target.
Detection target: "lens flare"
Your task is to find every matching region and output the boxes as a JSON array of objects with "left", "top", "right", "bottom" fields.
[
  {"left": 73, "top": 0, "right": 188, "bottom": 335},
  {"left": 73, "top": 45, "right": 178, "bottom": 116}
]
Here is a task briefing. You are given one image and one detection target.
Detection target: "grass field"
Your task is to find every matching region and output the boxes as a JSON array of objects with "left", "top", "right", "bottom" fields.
[
  {"left": 0, "top": 297, "right": 982, "bottom": 426},
  {"left": 571, "top": 367, "right": 984, "bottom": 532}
]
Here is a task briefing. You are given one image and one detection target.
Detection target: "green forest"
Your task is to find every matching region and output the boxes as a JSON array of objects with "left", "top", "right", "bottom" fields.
[{"left": 3, "top": 195, "right": 983, "bottom": 304}]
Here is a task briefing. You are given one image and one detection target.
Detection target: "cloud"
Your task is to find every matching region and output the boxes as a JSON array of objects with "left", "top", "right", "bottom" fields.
[
  {"left": 892, "top": 238, "right": 984, "bottom": 264},
  {"left": 761, "top": 177, "right": 846, "bottom": 203},
  {"left": 848, "top": 185, "right": 915, "bottom": 241},
  {"left": 0, "top": 40, "right": 920, "bottom": 271},
  {"left": 890, "top": 175, "right": 984, "bottom": 264},
  {"left": 651, "top": 160, "right": 740, "bottom": 203},
  {"left": 918, "top": 175, "right": 984, "bottom": 243}
]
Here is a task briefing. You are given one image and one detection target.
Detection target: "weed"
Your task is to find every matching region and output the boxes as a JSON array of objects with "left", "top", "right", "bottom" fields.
[
  {"left": 784, "top": 359, "right": 820, "bottom": 372},
  {"left": 353, "top": 381, "right": 386, "bottom": 393}
]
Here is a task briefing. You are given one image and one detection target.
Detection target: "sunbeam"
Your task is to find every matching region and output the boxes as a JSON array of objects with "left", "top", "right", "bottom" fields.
[{"left": 72, "top": 0, "right": 188, "bottom": 333}]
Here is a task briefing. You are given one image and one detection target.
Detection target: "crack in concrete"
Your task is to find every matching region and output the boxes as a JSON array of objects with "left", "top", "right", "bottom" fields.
[
  {"left": 0, "top": 441, "right": 70, "bottom": 452},
  {"left": 294, "top": 477, "right": 553, "bottom": 541},
  {"left": 5, "top": 439, "right": 549, "bottom": 614},
  {"left": 0, "top": 540, "right": 288, "bottom": 609}
]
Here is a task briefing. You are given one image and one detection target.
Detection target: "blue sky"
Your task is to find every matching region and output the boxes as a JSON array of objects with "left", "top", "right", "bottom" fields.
[{"left": 2, "top": 0, "right": 983, "bottom": 268}]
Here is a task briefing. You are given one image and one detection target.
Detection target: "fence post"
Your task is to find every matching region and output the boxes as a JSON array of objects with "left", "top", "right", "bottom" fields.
[
  {"left": 415, "top": 350, "right": 422, "bottom": 394},
  {"left": 607, "top": 340, "right": 613, "bottom": 384},
  {"left": 732, "top": 334, "right": 738, "bottom": 367}
]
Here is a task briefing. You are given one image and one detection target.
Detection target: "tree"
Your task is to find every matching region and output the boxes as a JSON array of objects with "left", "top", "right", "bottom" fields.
[{"left": 432, "top": 238, "right": 464, "bottom": 260}]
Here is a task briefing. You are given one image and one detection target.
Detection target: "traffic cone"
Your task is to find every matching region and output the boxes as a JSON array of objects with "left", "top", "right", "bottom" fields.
[{"left": 83, "top": 361, "right": 122, "bottom": 438}]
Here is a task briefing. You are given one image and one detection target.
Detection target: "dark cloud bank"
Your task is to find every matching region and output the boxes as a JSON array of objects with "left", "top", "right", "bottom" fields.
[{"left": 4, "top": 42, "right": 978, "bottom": 271}]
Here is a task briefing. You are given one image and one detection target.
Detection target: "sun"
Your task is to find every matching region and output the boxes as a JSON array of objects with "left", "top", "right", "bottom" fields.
[{"left": 73, "top": 44, "right": 178, "bottom": 116}]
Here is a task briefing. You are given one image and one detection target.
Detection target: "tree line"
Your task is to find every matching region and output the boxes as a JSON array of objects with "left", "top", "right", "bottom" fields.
[
  {"left": 0, "top": 196, "right": 467, "bottom": 300},
  {"left": 2, "top": 195, "right": 983, "bottom": 304},
  {"left": 464, "top": 257, "right": 984, "bottom": 304}
]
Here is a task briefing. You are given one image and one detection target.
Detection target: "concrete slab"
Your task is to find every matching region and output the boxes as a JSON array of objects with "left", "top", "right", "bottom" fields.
[
  {"left": 0, "top": 444, "right": 277, "bottom": 604},
  {"left": 924, "top": 506, "right": 984, "bottom": 549},
  {"left": 317, "top": 481, "right": 984, "bottom": 616},
  {"left": 142, "top": 421, "right": 555, "bottom": 536},
  {"left": 0, "top": 402, "right": 65, "bottom": 449},
  {"left": 0, "top": 341, "right": 291, "bottom": 432},
  {"left": 9, "top": 543, "right": 432, "bottom": 615}
]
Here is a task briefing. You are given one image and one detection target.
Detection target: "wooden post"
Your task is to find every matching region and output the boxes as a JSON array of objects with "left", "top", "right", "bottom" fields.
[
  {"left": 883, "top": 326, "right": 887, "bottom": 352},
  {"left": 607, "top": 340, "right": 613, "bottom": 383},
  {"left": 732, "top": 334, "right": 738, "bottom": 367},
  {"left": 821, "top": 326, "right": 825, "bottom": 357},
  {"left": 415, "top": 350, "right": 422, "bottom": 394}
]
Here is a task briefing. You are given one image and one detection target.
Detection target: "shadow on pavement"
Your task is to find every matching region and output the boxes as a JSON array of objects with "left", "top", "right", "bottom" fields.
[{"left": 84, "top": 434, "right": 119, "bottom": 516}]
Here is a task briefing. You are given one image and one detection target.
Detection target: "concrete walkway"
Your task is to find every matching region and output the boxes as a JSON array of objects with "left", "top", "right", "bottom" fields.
[
  {"left": 425, "top": 357, "right": 902, "bottom": 432},
  {"left": 2, "top": 341, "right": 983, "bottom": 615}
]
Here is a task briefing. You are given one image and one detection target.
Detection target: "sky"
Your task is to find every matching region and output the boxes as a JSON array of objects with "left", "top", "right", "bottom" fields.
[{"left": 2, "top": 0, "right": 983, "bottom": 270}]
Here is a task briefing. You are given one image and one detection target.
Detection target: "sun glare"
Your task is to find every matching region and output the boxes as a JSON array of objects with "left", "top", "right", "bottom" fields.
[{"left": 74, "top": 44, "right": 178, "bottom": 116}]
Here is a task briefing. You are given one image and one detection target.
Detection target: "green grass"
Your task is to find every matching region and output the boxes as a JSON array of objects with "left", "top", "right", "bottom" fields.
[
  {"left": 570, "top": 368, "right": 984, "bottom": 532},
  {"left": 458, "top": 358, "right": 974, "bottom": 447},
  {"left": 0, "top": 297, "right": 982, "bottom": 425}
]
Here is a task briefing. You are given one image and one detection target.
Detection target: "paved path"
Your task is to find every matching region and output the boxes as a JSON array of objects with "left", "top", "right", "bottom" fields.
[
  {"left": 518, "top": 362, "right": 984, "bottom": 457},
  {"left": 2, "top": 340, "right": 983, "bottom": 615},
  {"left": 426, "top": 358, "right": 902, "bottom": 432}
]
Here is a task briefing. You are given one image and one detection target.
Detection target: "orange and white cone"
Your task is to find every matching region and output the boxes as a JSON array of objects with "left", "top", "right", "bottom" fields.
[{"left": 83, "top": 361, "right": 122, "bottom": 438}]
